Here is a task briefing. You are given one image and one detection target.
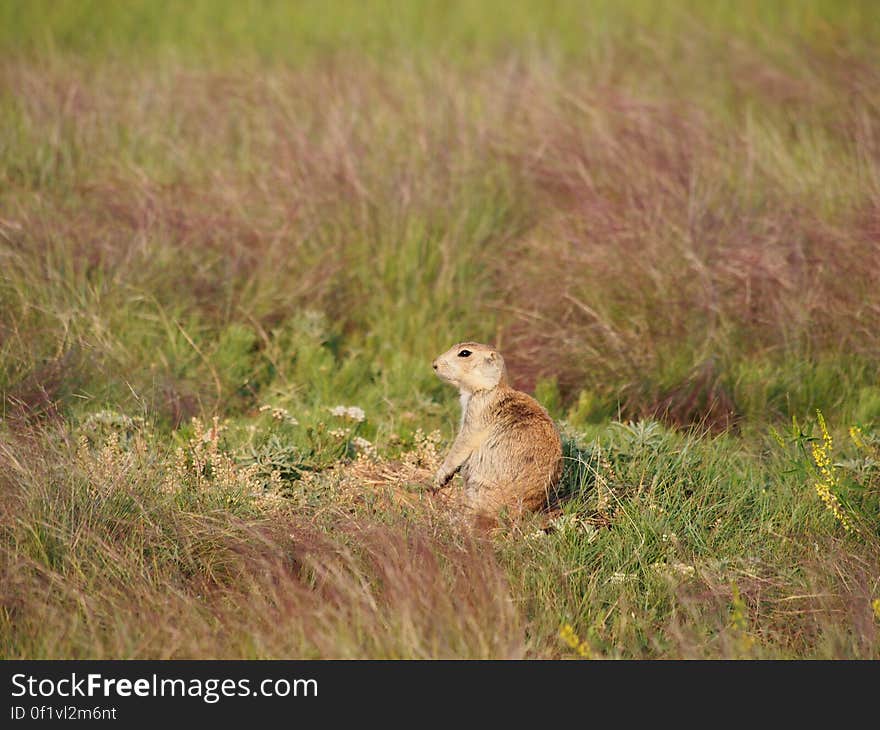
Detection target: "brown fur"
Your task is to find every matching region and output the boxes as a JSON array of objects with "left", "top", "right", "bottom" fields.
[{"left": 432, "top": 342, "right": 563, "bottom": 527}]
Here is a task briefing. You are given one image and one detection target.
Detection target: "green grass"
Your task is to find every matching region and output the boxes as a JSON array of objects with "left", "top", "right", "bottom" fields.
[
  {"left": 1, "top": 0, "right": 879, "bottom": 658},
  {"left": 5, "top": 1, "right": 878, "bottom": 65}
]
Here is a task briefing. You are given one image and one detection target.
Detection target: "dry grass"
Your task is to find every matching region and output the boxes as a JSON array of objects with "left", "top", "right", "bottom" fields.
[
  {"left": 493, "top": 55, "right": 880, "bottom": 424},
  {"left": 0, "top": 423, "right": 522, "bottom": 659}
]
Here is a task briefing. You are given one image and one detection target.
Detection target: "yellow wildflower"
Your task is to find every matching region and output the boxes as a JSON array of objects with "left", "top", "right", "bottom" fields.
[
  {"left": 811, "top": 411, "right": 856, "bottom": 534},
  {"left": 849, "top": 426, "right": 866, "bottom": 451},
  {"left": 559, "top": 623, "right": 592, "bottom": 658}
]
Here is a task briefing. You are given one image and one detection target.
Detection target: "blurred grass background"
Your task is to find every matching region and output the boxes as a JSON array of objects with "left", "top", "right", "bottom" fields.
[
  {"left": 3, "top": 1, "right": 879, "bottom": 63},
  {"left": 1, "top": 0, "right": 879, "bottom": 658}
]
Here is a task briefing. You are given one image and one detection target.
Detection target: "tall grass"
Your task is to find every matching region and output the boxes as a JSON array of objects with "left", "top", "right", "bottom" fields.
[{"left": 1, "top": 0, "right": 879, "bottom": 658}]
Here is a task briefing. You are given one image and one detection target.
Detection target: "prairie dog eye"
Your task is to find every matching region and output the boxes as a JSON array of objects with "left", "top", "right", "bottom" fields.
[{"left": 458, "top": 349, "right": 472, "bottom": 358}]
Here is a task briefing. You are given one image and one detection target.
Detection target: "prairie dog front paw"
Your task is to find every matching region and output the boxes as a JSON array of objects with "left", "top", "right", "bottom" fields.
[{"left": 433, "top": 469, "right": 452, "bottom": 489}]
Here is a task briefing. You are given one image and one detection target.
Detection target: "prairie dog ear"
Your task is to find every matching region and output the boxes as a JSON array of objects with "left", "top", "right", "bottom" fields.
[{"left": 479, "top": 350, "right": 502, "bottom": 376}]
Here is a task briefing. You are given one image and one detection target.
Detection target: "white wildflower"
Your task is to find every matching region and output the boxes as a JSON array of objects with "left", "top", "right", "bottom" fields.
[
  {"left": 329, "top": 405, "right": 366, "bottom": 422},
  {"left": 259, "top": 404, "right": 298, "bottom": 425},
  {"left": 608, "top": 571, "right": 636, "bottom": 585},
  {"left": 352, "top": 436, "right": 377, "bottom": 458},
  {"left": 650, "top": 561, "right": 695, "bottom": 578}
]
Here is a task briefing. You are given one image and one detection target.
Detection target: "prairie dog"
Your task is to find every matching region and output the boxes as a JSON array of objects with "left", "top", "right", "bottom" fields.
[{"left": 431, "top": 342, "right": 562, "bottom": 525}]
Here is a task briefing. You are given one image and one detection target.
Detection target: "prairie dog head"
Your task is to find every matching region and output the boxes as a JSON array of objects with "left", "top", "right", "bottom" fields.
[{"left": 432, "top": 342, "right": 508, "bottom": 393}]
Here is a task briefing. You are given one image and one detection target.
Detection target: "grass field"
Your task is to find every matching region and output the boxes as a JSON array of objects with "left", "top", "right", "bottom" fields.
[{"left": 1, "top": 0, "right": 879, "bottom": 658}]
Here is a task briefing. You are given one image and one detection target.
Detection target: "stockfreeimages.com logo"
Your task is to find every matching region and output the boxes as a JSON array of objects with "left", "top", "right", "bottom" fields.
[{"left": 11, "top": 673, "right": 317, "bottom": 705}]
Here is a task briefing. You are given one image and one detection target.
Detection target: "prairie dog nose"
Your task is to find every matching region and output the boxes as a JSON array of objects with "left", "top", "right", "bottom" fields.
[{"left": 432, "top": 359, "right": 439, "bottom": 370}]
